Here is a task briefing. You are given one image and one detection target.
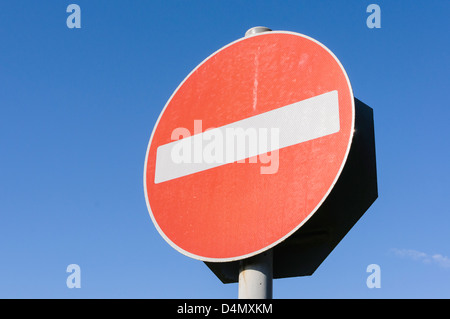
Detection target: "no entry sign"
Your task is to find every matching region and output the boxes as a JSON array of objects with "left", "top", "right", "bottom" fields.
[{"left": 144, "top": 31, "right": 355, "bottom": 262}]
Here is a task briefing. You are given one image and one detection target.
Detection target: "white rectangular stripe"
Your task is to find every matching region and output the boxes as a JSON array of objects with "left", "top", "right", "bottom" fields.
[{"left": 154, "top": 90, "right": 340, "bottom": 184}]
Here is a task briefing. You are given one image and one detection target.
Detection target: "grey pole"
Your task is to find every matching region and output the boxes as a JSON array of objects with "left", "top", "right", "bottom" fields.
[
  {"left": 238, "top": 249, "right": 273, "bottom": 299},
  {"left": 238, "top": 25, "right": 273, "bottom": 300}
]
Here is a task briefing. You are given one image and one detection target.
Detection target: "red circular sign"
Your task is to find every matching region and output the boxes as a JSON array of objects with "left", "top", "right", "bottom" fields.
[{"left": 144, "top": 31, "right": 354, "bottom": 262}]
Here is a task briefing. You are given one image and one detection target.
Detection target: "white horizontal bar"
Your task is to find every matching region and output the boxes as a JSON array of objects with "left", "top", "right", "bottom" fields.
[{"left": 154, "top": 90, "right": 340, "bottom": 184}]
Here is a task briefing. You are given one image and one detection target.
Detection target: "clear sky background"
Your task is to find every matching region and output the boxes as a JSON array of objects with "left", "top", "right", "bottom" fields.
[{"left": 0, "top": 1, "right": 449, "bottom": 298}]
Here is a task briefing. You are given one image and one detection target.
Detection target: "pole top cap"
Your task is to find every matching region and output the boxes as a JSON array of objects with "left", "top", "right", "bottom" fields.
[{"left": 245, "top": 26, "right": 272, "bottom": 37}]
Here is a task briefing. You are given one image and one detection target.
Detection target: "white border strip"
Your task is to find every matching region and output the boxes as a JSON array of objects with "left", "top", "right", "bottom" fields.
[{"left": 154, "top": 90, "right": 340, "bottom": 184}]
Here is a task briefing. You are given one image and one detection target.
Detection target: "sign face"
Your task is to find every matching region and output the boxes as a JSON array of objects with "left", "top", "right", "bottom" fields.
[{"left": 144, "top": 31, "right": 354, "bottom": 262}]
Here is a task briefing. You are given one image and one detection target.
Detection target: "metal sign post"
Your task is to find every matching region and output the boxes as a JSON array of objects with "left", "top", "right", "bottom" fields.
[
  {"left": 237, "top": 27, "right": 274, "bottom": 300},
  {"left": 238, "top": 249, "right": 273, "bottom": 299}
]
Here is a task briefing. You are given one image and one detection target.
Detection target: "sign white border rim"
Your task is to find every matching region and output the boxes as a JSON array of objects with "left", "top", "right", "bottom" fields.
[{"left": 143, "top": 30, "right": 355, "bottom": 263}]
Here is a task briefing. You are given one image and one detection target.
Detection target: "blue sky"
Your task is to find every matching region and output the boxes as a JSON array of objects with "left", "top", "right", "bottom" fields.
[{"left": 0, "top": 1, "right": 449, "bottom": 298}]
